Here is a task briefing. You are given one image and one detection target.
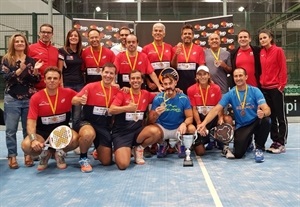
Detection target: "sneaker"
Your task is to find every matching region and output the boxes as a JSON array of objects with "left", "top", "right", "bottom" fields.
[
  {"left": 175, "top": 142, "right": 186, "bottom": 158},
  {"left": 270, "top": 142, "right": 286, "bottom": 154},
  {"left": 37, "top": 150, "right": 52, "bottom": 171},
  {"left": 143, "top": 146, "right": 152, "bottom": 158},
  {"left": 205, "top": 141, "right": 215, "bottom": 150},
  {"left": 157, "top": 142, "right": 168, "bottom": 158},
  {"left": 254, "top": 149, "right": 265, "bottom": 163},
  {"left": 266, "top": 142, "right": 278, "bottom": 153},
  {"left": 221, "top": 146, "right": 235, "bottom": 159},
  {"left": 134, "top": 146, "right": 145, "bottom": 165},
  {"left": 247, "top": 142, "right": 255, "bottom": 153},
  {"left": 79, "top": 157, "right": 93, "bottom": 173},
  {"left": 92, "top": 149, "right": 98, "bottom": 160},
  {"left": 54, "top": 151, "right": 67, "bottom": 169}
]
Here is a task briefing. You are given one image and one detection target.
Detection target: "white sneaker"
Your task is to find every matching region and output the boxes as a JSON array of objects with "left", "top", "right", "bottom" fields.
[
  {"left": 222, "top": 146, "right": 235, "bottom": 159},
  {"left": 134, "top": 146, "right": 145, "bottom": 165}
]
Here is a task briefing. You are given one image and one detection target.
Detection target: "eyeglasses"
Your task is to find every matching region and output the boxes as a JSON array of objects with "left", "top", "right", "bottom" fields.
[{"left": 40, "top": 31, "right": 53, "bottom": 35}]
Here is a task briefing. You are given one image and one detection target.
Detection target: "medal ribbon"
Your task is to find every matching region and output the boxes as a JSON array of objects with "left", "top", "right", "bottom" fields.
[
  {"left": 100, "top": 81, "right": 112, "bottom": 109},
  {"left": 44, "top": 89, "right": 59, "bottom": 115},
  {"left": 163, "top": 92, "right": 171, "bottom": 105},
  {"left": 199, "top": 85, "right": 210, "bottom": 107},
  {"left": 90, "top": 46, "right": 102, "bottom": 67},
  {"left": 126, "top": 51, "right": 138, "bottom": 70},
  {"left": 235, "top": 85, "right": 248, "bottom": 111},
  {"left": 152, "top": 42, "right": 164, "bottom": 62},
  {"left": 130, "top": 88, "right": 141, "bottom": 111},
  {"left": 210, "top": 48, "right": 220, "bottom": 61},
  {"left": 183, "top": 43, "right": 193, "bottom": 63}
]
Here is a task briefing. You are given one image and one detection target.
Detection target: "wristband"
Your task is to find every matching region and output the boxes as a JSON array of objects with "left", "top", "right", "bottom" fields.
[{"left": 29, "top": 134, "right": 36, "bottom": 141}]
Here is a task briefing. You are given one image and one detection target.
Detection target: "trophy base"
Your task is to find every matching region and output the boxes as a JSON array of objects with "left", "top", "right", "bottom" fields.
[{"left": 183, "top": 158, "right": 193, "bottom": 167}]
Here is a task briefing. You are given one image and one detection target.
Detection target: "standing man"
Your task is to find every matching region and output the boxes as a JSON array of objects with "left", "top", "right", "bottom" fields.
[
  {"left": 28, "top": 23, "right": 58, "bottom": 90},
  {"left": 111, "top": 26, "right": 142, "bottom": 56},
  {"left": 134, "top": 73, "right": 195, "bottom": 165},
  {"left": 198, "top": 68, "right": 271, "bottom": 163},
  {"left": 142, "top": 23, "right": 174, "bottom": 92},
  {"left": 72, "top": 63, "right": 120, "bottom": 173},
  {"left": 21, "top": 66, "right": 79, "bottom": 170},
  {"left": 109, "top": 70, "right": 155, "bottom": 170},
  {"left": 205, "top": 33, "right": 232, "bottom": 94},
  {"left": 231, "top": 29, "right": 261, "bottom": 87},
  {"left": 81, "top": 29, "right": 115, "bottom": 84},
  {"left": 171, "top": 24, "right": 205, "bottom": 94},
  {"left": 114, "top": 34, "right": 163, "bottom": 91}
]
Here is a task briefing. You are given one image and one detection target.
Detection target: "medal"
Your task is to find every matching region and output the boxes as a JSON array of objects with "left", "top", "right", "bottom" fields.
[
  {"left": 100, "top": 81, "right": 112, "bottom": 117},
  {"left": 90, "top": 46, "right": 102, "bottom": 70},
  {"left": 199, "top": 85, "right": 210, "bottom": 116},
  {"left": 202, "top": 106, "right": 207, "bottom": 115},
  {"left": 240, "top": 109, "right": 246, "bottom": 116},
  {"left": 185, "top": 64, "right": 189, "bottom": 69},
  {"left": 134, "top": 113, "right": 139, "bottom": 122},
  {"left": 160, "top": 102, "right": 166, "bottom": 107},
  {"left": 235, "top": 85, "right": 248, "bottom": 118},
  {"left": 44, "top": 88, "right": 59, "bottom": 118},
  {"left": 214, "top": 60, "right": 221, "bottom": 67},
  {"left": 96, "top": 67, "right": 101, "bottom": 73},
  {"left": 160, "top": 62, "right": 164, "bottom": 68},
  {"left": 52, "top": 116, "right": 58, "bottom": 122},
  {"left": 211, "top": 48, "right": 220, "bottom": 67}
]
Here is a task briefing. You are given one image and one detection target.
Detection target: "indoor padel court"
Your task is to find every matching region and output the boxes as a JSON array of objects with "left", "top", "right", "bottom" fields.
[{"left": 0, "top": 123, "right": 299, "bottom": 207}]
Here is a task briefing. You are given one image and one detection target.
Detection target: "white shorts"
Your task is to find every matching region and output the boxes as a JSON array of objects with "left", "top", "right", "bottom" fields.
[{"left": 156, "top": 124, "right": 180, "bottom": 147}]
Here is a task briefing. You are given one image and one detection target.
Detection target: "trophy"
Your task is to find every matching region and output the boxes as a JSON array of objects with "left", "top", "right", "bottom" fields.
[{"left": 178, "top": 132, "right": 198, "bottom": 167}]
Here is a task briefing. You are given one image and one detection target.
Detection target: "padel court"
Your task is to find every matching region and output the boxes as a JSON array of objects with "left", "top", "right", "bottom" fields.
[{"left": 0, "top": 123, "right": 299, "bottom": 207}]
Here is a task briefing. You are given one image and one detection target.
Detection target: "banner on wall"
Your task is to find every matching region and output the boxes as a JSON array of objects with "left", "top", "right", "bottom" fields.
[
  {"left": 73, "top": 15, "right": 234, "bottom": 50},
  {"left": 185, "top": 15, "right": 234, "bottom": 50},
  {"left": 73, "top": 18, "right": 135, "bottom": 48}
]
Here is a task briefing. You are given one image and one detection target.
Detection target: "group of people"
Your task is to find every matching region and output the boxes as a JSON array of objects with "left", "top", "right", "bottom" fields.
[{"left": 1, "top": 22, "right": 288, "bottom": 172}]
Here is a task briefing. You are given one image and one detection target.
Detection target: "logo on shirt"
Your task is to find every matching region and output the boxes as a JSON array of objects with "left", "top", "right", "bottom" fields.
[{"left": 61, "top": 98, "right": 66, "bottom": 103}]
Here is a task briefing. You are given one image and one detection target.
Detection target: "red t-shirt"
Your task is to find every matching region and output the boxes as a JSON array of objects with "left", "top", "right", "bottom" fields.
[
  {"left": 81, "top": 46, "right": 115, "bottom": 83},
  {"left": 28, "top": 41, "right": 58, "bottom": 90},
  {"left": 187, "top": 83, "right": 221, "bottom": 114},
  {"left": 235, "top": 47, "right": 257, "bottom": 87}
]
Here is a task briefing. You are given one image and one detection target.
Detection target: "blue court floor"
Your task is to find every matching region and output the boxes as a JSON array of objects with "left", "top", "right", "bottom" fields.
[{"left": 0, "top": 123, "right": 299, "bottom": 207}]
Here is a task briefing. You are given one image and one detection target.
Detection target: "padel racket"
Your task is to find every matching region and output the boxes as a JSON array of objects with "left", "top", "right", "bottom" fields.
[
  {"left": 159, "top": 67, "right": 179, "bottom": 83},
  {"left": 206, "top": 123, "right": 234, "bottom": 144},
  {"left": 41, "top": 125, "right": 72, "bottom": 156}
]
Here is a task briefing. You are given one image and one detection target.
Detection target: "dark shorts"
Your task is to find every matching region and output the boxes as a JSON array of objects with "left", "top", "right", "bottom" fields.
[
  {"left": 80, "top": 121, "right": 112, "bottom": 148},
  {"left": 112, "top": 126, "right": 143, "bottom": 151},
  {"left": 36, "top": 129, "right": 52, "bottom": 141},
  {"left": 194, "top": 117, "right": 218, "bottom": 146}
]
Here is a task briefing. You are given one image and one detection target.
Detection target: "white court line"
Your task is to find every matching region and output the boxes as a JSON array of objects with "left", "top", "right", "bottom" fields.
[{"left": 196, "top": 156, "right": 223, "bottom": 207}]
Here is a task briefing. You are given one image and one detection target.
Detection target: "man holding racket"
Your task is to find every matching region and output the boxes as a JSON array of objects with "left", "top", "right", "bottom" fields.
[
  {"left": 187, "top": 65, "right": 234, "bottom": 158},
  {"left": 109, "top": 70, "right": 155, "bottom": 170},
  {"left": 22, "top": 66, "right": 79, "bottom": 170},
  {"left": 72, "top": 63, "right": 120, "bottom": 173},
  {"left": 198, "top": 67, "right": 271, "bottom": 163},
  {"left": 134, "top": 72, "right": 196, "bottom": 164}
]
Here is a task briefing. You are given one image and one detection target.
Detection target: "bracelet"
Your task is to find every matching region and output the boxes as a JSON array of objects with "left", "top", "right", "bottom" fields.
[{"left": 29, "top": 134, "right": 36, "bottom": 141}]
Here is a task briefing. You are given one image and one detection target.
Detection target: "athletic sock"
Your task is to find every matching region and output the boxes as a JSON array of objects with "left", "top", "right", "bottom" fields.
[{"left": 80, "top": 153, "right": 88, "bottom": 159}]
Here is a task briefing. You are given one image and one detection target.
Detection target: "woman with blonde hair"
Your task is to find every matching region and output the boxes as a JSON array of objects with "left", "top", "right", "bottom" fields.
[{"left": 1, "top": 33, "right": 43, "bottom": 169}]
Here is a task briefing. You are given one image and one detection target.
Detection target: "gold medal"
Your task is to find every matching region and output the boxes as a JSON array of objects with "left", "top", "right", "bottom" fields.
[
  {"left": 235, "top": 85, "right": 248, "bottom": 118},
  {"left": 96, "top": 67, "right": 101, "bottom": 73},
  {"left": 160, "top": 102, "right": 166, "bottom": 107}
]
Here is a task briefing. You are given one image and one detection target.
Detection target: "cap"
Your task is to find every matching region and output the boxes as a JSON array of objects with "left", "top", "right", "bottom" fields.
[{"left": 196, "top": 65, "right": 210, "bottom": 73}]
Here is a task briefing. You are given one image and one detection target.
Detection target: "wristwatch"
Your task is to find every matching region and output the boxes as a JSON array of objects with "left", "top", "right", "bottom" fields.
[{"left": 29, "top": 134, "right": 36, "bottom": 141}]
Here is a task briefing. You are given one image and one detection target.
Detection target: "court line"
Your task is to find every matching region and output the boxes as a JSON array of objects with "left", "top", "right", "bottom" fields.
[{"left": 196, "top": 156, "right": 223, "bottom": 207}]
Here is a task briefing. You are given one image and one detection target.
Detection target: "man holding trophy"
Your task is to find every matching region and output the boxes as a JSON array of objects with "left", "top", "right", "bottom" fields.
[{"left": 134, "top": 71, "right": 197, "bottom": 166}]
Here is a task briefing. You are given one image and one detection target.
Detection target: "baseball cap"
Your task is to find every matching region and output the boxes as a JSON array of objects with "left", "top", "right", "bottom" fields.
[{"left": 196, "top": 65, "right": 210, "bottom": 73}]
